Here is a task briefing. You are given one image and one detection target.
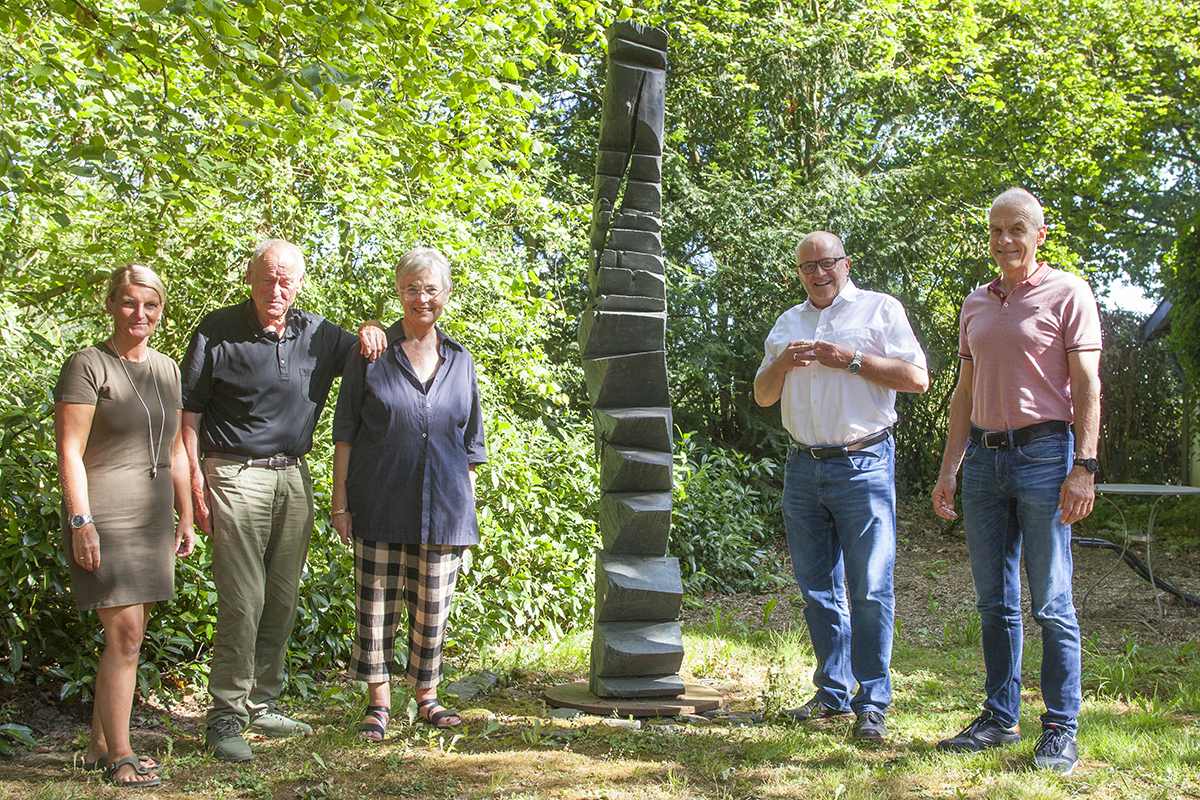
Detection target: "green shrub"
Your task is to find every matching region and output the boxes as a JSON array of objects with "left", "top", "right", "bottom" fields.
[{"left": 670, "top": 433, "right": 788, "bottom": 595}]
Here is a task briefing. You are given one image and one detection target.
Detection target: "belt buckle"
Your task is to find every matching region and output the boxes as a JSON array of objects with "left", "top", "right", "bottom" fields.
[
  {"left": 266, "top": 456, "right": 288, "bottom": 469},
  {"left": 981, "top": 430, "right": 1008, "bottom": 449}
]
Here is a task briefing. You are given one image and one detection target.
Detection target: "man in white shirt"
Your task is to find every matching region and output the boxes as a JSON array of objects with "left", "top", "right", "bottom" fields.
[{"left": 755, "top": 231, "right": 929, "bottom": 741}]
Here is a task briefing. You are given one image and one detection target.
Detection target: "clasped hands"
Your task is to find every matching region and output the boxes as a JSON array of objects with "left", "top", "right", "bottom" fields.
[{"left": 776, "top": 339, "right": 854, "bottom": 371}]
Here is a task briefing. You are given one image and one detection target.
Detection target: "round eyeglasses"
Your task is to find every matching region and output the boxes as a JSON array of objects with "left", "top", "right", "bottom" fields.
[{"left": 402, "top": 286, "right": 445, "bottom": 301}]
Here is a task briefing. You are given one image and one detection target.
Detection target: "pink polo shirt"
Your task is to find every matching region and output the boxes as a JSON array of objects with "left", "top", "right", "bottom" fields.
[{"left": 959, "top": 263, "right": 1102, "bottom": 432}]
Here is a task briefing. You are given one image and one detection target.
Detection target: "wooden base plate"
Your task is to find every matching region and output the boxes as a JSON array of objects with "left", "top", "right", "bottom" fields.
[{"left": 543, "top": 681, "right": 722, "bottom": 717}]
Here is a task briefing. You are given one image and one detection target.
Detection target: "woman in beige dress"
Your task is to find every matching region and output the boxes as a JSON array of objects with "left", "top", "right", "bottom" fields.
[{"left": 54, "top": 264, "right": 194, "bottom": 787}]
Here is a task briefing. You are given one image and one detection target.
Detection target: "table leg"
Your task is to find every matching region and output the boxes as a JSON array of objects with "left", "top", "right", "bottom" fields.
[{"left": 1147, "top": 496, "right": 1164, "bottom": 621}]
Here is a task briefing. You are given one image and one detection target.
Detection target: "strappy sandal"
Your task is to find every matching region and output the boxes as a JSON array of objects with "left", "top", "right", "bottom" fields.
[
  {"left": 358, "top": 705, "right": 391, "bottom": 741},
  {"left": 83, "top": 753, "right": 158, "bottom": 772},
  {"left": 417, "top": 698, "right": 461, "bottom": 728},
  {"left": 103, "top": 754, "right": 162, "bottom": 787}
]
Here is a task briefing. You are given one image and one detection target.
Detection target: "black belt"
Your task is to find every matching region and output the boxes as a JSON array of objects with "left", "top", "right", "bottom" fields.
[
  {"left": 204, "top": 452, "right": 301, "bottom": 469},
  {"left": 793, "top": 428, "right": 890, "bottom": 460},
  {"left": 969, "top": 420, "right": 1070, "bottom": 449}
]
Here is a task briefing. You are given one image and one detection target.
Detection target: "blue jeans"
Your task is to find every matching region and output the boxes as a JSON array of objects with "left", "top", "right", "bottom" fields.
[
  {"left": 961, "top": 432, "right": 1081, "bottom": 734},
  {"left": 783, "top": 435, "right": 895, "bottom": 714}
]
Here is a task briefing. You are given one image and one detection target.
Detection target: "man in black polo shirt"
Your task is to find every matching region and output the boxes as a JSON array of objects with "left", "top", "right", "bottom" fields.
[{"left": 181, "top": 239, "right": 383, "bottom": 762}]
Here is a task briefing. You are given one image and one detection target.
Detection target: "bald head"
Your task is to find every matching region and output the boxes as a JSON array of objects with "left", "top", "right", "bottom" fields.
[
  {"left": 990, "top": 188, "right": 1044, "bottom": 229},
  {"left": 796, "top": 231, "right": 846, "bottom": 265}
]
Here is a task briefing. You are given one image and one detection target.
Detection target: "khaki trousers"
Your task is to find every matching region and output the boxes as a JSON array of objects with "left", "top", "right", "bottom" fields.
[{"left": 203, "top": 456, "right": 314, "bottom": 729}]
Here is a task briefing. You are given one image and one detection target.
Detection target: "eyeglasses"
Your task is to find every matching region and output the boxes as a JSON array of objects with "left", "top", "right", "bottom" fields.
[
  {"left": 798, "top": 256, "right": 848, "bottom": 275},
  {"left": 402, "top": 286, "right": 445, "bottom": 301}
]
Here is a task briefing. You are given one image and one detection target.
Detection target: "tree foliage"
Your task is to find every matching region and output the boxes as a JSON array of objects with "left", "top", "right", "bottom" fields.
[{"left": 1, "top": 0, "right": 1198, "bottom": 697}]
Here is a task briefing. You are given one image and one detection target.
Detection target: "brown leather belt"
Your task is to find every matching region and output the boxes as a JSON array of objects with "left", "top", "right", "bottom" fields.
[
  {"left": 969, "top": 420, "right": 1070, "bottom": 449},
  {"left": 204, "top": 452, "right": 301, "bottom": 469},
  {"left": 792, "top": 428, "right": 890, "bottom": 460}
]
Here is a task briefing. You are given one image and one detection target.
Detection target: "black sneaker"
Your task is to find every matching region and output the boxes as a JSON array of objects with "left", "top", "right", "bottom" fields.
[
  {"left": 781, "top": 694, "right": 854, "bottom": 723},
  {"left": 936, "top": 712, "right": 1020, "bottom": 752},
  {"left": 852, "top": 710, "right": 887, "bottom": 742},
  {"left": 1033, "top": 724, "right": 1078, "bottom": 775}
]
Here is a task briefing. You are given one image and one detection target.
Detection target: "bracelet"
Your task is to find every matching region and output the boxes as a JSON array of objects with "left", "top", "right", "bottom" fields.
[{"left": 332, "top": 508, "right": 350, "bottom": 516}]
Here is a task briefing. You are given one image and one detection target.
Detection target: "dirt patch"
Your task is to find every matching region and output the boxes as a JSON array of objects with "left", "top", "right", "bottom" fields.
[{"left": 681, "top": 501, "right": 1200, "bottom": 651}]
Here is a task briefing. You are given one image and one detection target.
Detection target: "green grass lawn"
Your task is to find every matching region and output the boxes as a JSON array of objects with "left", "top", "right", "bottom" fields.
[{"left": 1, "top": 622, "right": 1198, "bottom": 800}]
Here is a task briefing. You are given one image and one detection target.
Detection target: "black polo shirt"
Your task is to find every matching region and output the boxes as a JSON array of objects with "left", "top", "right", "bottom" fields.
[{"left": 181, "top": 299, "right": 358, "bottom": 458}]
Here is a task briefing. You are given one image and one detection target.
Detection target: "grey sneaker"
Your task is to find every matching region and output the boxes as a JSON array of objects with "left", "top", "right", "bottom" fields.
[
  {"left": 852, "top": 710, "right": 887, "bottom": 741},
  {"left": 249, "top": 711, "right": 314, "bottom": 738},
  {"left": 1033, "top": 724, "right": 1079, "bottom": 775},
  {"left": 937, "top": 712, "right": 1020, "bottom": 752},
  {"left": 206, "top": 718, "right": 252, "bottom": 762}
]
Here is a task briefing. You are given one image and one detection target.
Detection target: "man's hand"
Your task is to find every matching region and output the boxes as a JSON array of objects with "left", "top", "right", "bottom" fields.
[
  {"left": 932, "top": 475, "right": 959, "bottom": 520},
  {"left": 332, "top": 512, "right": 352, "bottom": 546},
  {"left": 777, "top": 340, "right": 818, "bottom": 369},
  {"left": 1058, "top": 468, "right": 1095, "bottom": 526},
  {"left": 358, "top": 321, "right": 386, "bottom": 362},
  {"left": 809, "top": 340, "right": 854, "bottom": 370},
  {"left": 192, "top": 484, "right": 213, "bottom": 536}
]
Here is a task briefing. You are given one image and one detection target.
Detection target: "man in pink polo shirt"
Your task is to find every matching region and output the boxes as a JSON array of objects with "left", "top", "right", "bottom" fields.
[{"left": 932, "top": 188, "right": 1101, "bottom": 775}]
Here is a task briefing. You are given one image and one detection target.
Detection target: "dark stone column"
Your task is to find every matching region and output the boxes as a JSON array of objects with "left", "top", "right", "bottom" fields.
[{"left": 582, "top": 21, "right": 683, "bottom": 699}]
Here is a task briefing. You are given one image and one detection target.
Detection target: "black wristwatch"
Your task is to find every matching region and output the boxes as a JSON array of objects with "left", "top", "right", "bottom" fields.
[
  {"left": 1074, "top": 456, "right": 1099, "bottom": 474},
  {"left": 69, "top": 513, "right": 93, "bottom": 529}
]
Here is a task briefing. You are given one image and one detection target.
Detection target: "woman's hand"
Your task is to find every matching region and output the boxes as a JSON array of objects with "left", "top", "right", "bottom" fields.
[
  {"left": 331, "top": 441, "right": 354, "bottom": 547},
  {"left": 72, "top": 523, "right": 101, "bottom": 572},
  {"left": 332, "top": 511, "right": 352, "bottom": 546},
  {"left": 175, "top": 517, "right": 196, "bottom": 557}
]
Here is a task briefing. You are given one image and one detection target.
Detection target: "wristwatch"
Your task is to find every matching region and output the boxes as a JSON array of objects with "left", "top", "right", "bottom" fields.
[
  {"left": 69, "top": 514, "right": 93, "bottom": 529},
  {"left": 1074, "top": 456, "right": 1099, "bottom": 474},
  {"left": 846, "top": 350, "right": 863, "bottom": 375}
]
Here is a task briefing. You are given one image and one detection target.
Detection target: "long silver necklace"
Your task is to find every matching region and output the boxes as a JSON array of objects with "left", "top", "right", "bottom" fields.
[{"left": 110, "top": 338, "right": 167, "bottom": 479}]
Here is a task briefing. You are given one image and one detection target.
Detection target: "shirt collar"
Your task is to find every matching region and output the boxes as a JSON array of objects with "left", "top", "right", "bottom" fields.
[
  {"left": 386, "top": 320, "right": 464, "bottom": 353},
  {"left": 802, "top": 278, "right": 859, "bottom": 312},
  {"left": 241, "top": 298, "right": 298, "bottom": 341},
  {"left": 987, "top": 262, "right": 1051, "bottom": 299}
]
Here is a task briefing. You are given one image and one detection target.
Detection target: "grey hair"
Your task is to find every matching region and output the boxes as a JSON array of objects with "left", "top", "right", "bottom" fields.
[
  {"left": 106, "top": 262, "right": 167, "bottom": 307},
  {"left": 249, "top": 239, "right": 305, "bottom": 275},
  {"left": 990, "top": 188, "right": 1045, "bottom": 228},
  {"left": 395, "top": 247, "right": 453, "bottom": 295}
]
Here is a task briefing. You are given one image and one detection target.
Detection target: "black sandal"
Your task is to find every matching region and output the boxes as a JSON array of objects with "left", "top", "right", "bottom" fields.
[
  {"left": 417, "top": 698, "right": 461, "bottom": 728},
  {"left": 358, "top": 705, "right": 390, "bottom": 741},
  {"left": 103, "top": 754, "right": 162, "bottom": 788}
]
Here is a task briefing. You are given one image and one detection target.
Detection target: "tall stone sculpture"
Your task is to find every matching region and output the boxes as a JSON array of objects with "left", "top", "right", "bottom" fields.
[{"left": 580, "top": 21, "right": 684, "bottom": 699}]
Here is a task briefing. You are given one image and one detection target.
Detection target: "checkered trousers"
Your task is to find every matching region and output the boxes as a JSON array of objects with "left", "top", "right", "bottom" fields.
[{"left": 350, "top": 539, "right": 463, "bottom": 688}]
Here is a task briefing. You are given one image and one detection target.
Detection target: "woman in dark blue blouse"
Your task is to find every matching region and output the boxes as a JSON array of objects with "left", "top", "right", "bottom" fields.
[{"left": 331, "top": 248, "right": 488, "bottom": 738}]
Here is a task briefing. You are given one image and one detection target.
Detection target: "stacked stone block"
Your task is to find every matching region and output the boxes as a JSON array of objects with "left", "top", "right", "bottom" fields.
[{"left": 582, "top": 22, "right": 684, "bottom": 699}]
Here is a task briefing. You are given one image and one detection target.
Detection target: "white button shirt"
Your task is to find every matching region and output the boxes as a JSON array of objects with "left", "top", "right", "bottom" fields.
[{"left": 757, "top": 280, "right": 927, "bottom": 446}]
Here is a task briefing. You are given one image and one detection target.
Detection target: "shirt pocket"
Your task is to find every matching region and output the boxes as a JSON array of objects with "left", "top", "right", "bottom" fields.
[{"left": 830, "top": 327, "right": 875, "bottom": 351}]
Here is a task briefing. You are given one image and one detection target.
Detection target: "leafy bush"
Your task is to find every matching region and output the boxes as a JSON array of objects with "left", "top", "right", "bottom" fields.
[{"left": 670, "top": 433, "right": 788, "bottom": 595}]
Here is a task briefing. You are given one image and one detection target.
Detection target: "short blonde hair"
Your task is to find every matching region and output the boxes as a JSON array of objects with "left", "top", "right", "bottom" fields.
[
  {"left": 106, "top": 263, "right": 166, "bottom": 307},
  {"left": 395, "top": 247, "right": 453, "bottom": 295}
]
